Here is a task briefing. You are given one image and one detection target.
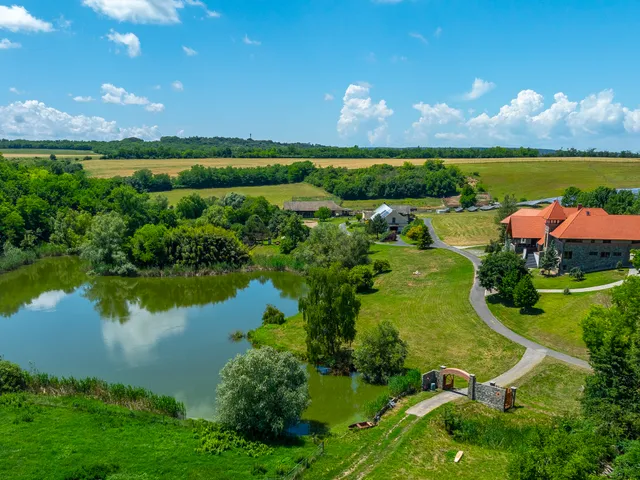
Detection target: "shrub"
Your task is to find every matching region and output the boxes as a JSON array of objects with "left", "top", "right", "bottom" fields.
[
  {"left": 405, "top": 226, "right": 422, "bottom": 241},
  {"left": 416, "top": 225, "right": 433, "bottom": 250},
  {"left": 382, "top": 231, "right": 397, "bottom": 242},
  {"left": 262, "top": 304, "right": 285, "bottom": 325},
  {"left": 353, "top": 321, "right": 408, "bottom": 384},
  {"left": 388, "top": 370, "right": 421, "bottom": 397},
  {"left": 484, "top": 240, "right": 502, "bottom": 254},
  {"left": 251, "top": 464, "right": 267, "bottom": 476},
  {"left": 569, "top": 267, "right": 585, "bottom": 281},
  {"left": 616, "top": 261, "right": 624, "bottom": 270},
  {"left": 348, "top": 265, "right": 374, "bottom": 292},
  {"left": 364, "top": 392, "right": 390, "bottom": 419},
  {"left": 373, "top": 259, "right": 390, "bottom": 275},
  {"left": 563, "top": 287, "right": 571, "bottom": 295},
  {"left": 229, "top": 330, "right": 245, "bottom": 342},
  {"left": 0, "top": 359, "right": 26, "bottom": 394},
  {"left": 194, "top": 421, "right": 273, "bottom": 457}
]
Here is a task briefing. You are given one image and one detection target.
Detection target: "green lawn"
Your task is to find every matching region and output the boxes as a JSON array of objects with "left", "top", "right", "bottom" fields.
[
  {"left": 342, "top": 197, "right": 443, "bottom": 211},
  {"left": 421, "top": 211, "right": 497, "bottom": 246},
  {"left": 253, "top": 245, "right": 525, "bottom": 381},
  {"left": 487, "top": 292, "right": 609, "bottom": 360},
  {"left": 152, "top": 183, "right": 331, "bottom": 207},
  {"left": 459, "top": 161, "right": 640, "bottom": 201},
  {"left": 531, "top": 268, "right": 628, "bottom": 290},
  {"left": 0, "top": 394, "right": 316, "bottom": 480}
]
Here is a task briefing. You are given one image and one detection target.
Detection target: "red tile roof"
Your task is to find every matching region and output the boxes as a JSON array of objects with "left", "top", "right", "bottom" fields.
[
  {"left": 540, "top": 201, "right": 568, "bottom": 221},
  {"left": 508, "top": 216, "right": 547, "bottom": 239},
  {"left": 551, "top": 210, "right": 640, "bottom": 241}
]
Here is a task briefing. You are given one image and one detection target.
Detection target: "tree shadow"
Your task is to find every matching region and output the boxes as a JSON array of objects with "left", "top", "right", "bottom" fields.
[
  {"left": 360, "top": 287, "right": 380, "bottom": 295},
  {"left": 486, "top": 294, "right": 545, "bottom": 316},
  {"left": 520, "top": 307, "right": 545, "bottom": 316}
]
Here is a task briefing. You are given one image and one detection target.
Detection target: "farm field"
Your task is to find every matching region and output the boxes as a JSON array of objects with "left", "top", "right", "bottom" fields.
[
  {"left": 342, "top": 197, "right": 443, "bottom": 210},
  {"left": 422, "top": 211, "right": 497, "bottom": 246},
  {"left": 151, "top": 183, "right": 331, "bottom": 207},
  {"left": 487, "top": 292, "right": 608, "bottom": 360},
  {"left": 531, "top": 268, "right": 628, "bottom": 290},
  {"left": 253, "top": 245, "right": 525, "bottom": 381}
]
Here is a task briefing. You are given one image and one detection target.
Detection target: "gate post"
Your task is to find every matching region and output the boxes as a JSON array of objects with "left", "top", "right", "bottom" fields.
[
  {"left": 468, "top": 374, "right": 476, "bottom": 400},
  {"left": 438, "top": 365, "right": 446, "bottom": 390},
  {"left": 510, "top": 387, "right": 517, "bottom": 409}
]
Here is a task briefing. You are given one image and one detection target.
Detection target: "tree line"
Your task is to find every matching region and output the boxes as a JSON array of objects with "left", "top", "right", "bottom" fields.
[{"left": 3, "top": 137, "right": 640, "bottom": 159}]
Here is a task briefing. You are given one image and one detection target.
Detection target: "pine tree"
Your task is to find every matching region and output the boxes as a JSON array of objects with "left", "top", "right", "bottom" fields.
[
  {"left": 368, "top": 215, "right": 389, "bottom": 239},
  {"left": 513, "top": 275, "right": 540, "bottom": 312},
  {"left": 417, "top": 225, "right": 433, "bottom": 250},
  {"left": 539, "top": 243, "right": 560, "bottom": 276}
]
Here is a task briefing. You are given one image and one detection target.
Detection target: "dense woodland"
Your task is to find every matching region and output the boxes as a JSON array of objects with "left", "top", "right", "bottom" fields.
[{"left": 2, "top": 137, "right": 640, "bottom": 159}]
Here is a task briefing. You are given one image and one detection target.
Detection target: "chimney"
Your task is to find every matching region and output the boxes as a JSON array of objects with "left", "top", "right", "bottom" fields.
[
  {"left": 586, "top": 211, "right": 590, "bottom": 216},
  {"left": 577, "top": 204, "right": 583, "bottom": 211}
]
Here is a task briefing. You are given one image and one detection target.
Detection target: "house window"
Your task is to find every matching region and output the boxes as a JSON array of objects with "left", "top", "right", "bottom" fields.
[
  {"left": 601, "top": 252, "right": 611, "bottom": 258},
  {"left": 589, "top": 252, "right": 598, "bottom": 256},
  {"left": 564, "top": 251, "right": 573, "bottom": 259},
  {"left": 613, "top": 252, "right": 623, "bottom": 257},
  {"left": 519, "top": 238, "right": 527, "bottom": 244},
  {"left": 392, "top": 217, "right": 396, "bottom": 224}
]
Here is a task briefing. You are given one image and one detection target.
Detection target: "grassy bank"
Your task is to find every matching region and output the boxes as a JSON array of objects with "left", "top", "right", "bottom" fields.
[
  {"left": 422, "top": 211, "right": 497, "bottom": 246},
  {"left": 531, "top": 268, "right": 627, "bottom": 290},
  {"left": 151, "top": 183, "right": 331, "bottom": 207},
  {"left": 487, "top": 292, "right": 608, "bottom": 360},
  {"left": 0, "top": 394, "right": 316, "bottom": 480},
  {"left": 252, "top": 245, "right": 524, "bottom": 381}
]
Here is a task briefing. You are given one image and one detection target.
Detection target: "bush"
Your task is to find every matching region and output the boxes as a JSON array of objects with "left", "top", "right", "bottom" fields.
[
  {"left": 569, "top": 267, "right": 585, "bottom": 281},
  {"left": 364, "top": 392, "right": 390, "bottom": 419},
  {"left": 416, "top": 225, "right": 433, "bottom": 250},
  {"left": 373, "top": 259, "right": 391, "bottom": 275},
  {"left": 216, "top": 347, "right": 309, "bottom": 438},
  {"left": 405, "top": 226, "right": 422, "bottom": 241},
  {"left": 388, "top": 370, "right": 421, "bottom": 397},
  {"left": 353, "top": 321, "right": 408, "bottom": 384},
  {"left": 251, "top": 464, "right": 267, "bottom": 476},
  {"left": 348, "top": 265, "right": 374, "bottom": 292},
  {"left": 563, "top": 287, "right": 571, "bottom": 295},
  {"left": 513, "top": 275, "right": 540, "bottom": 312},
  {"left": 0, "top": 359, "right": 26, "bottom": 394},
  {"left": 262, "top": 304, "right": 285, "bottom": 325},
  {"left": 382, "top": 231, "right": 397, "bottom": 242},
  {"left": 484, "top": 240, "right": 502, "bottom": 254},
  {"left": 616, "top": 261, "right": 624, "bottom": 270},
  {"left": 194, "top": 421, "right": 273, "bottom": 457}
]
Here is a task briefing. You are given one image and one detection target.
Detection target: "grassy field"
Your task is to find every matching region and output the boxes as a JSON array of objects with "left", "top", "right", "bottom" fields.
[
  {"left": 152, "top": 183, "right": 331, "bottom": 207},
  {"left": 532, "top": 268, "right": 628, "bottom": 290},
  {"left": 253, "top": 245, "right": 524, "bottom": 381},
  {"left": 0, "top": 394, "right": 316, "bottom": 480},
  {"left": 342, "top": 197, "right": 443, "bottom": 210},
  {"left": 306, "top": 357, "right": 588, "bottom": 479},
  {"left": 422, "top": 211, "right": 497, "bottom": 246},
  {"left": 487, "top": 292, "right": 608, "bottom": 360}
]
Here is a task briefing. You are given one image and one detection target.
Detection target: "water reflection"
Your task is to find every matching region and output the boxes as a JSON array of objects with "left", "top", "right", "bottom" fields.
[{"left": 25, "top": 290, "right": 68, "bottom": 312}]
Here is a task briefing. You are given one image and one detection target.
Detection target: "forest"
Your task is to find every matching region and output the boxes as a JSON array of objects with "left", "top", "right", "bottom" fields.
[{"left": 2, "top": 137, "right": 640, "bottom": 159}]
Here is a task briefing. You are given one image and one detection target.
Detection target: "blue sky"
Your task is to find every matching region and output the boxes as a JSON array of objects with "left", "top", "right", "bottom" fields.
[{"left": 2, "top": 0, "right": 640, "bottom": 149}]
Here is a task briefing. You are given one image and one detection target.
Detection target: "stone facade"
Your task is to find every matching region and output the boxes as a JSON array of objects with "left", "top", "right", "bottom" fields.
[{"left": 556, "top": 239, "right": 639, "bottom": 273}]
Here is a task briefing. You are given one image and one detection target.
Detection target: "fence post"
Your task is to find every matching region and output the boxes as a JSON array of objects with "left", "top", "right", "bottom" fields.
[{"left": 468, "top": 374, "right": 476, "bottom": 400}]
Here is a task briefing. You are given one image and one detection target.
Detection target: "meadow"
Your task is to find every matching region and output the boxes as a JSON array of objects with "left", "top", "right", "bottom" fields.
[
  {"left": 152, "top": 183, "right": 331, "bottom": 207},
  {"left": 252, "top": 245, "right": 525, "bottom": 381},
  {"left": 423, "top": 211, "right": 497, "bottom": 246}
]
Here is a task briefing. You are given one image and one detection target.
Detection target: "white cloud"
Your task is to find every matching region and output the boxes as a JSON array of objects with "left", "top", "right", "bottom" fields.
[
  {"left": 566, "top": 89, "right": 626, "bottom": 136},
  {"left": 324, "top": 93, "right": 334, "bottom": 101},
  {"left": 101, "top": 303, "right": 187, "bottom": 366},
  {"left": 337, "top": 83, "right": 394, "bottom": 145},
  {"left": 0, "top": 100, "right": 160, "bottom": 140},
  {"left": 184, "top": 0, "right": 220, "bottom": 18},
  {"left": 56, "top": 15, "right": 72, "bottom": 30},
  {"left": 462, "top": 78, "right": 496, "bottom": 100},
  {"left": 434, "top": 132, "right": 467, "bottom": 140},
  {"left": 0, "top": 6, "right": 53, "bottom": 33},
  {"left": 243, "top": 34, "right": 261, "bottom": 46},
  {"left": 171, "top": 80, "right": 184, "bottom": 91},
  {"left": 530, "top": 92, "right": 577, "bottom": 139},
  {"left": 0, "top": 38, "right": 21, "bottom": 50},
  {"left": 145, "top": 102, "right": 165, "bottom": 113},
  {"left": 182, "top": 45, "right": 197, "bottom": 56},
  {"left": 9, "top": 87, "right": 22, "bottom": 95},
  {"left": 83, "top": 0, "right": 183, "bottom": 24},
  {"left": 26, "top": 291, "right": 67, "bottom": 312},
  {"left": 177, "top": 128, "right": 185, "bottom": 136},
  {"left": 106, "top": 30, "right": 142, "bottom": 58},
  {"left": 101, "top": 84, "right": 164, "bottom": 113},
  {"left": 410, "top": 102, "right": 464, "bottom": 139},
  {"left": 434, "top": 27, "right": 442, "bottom": 38},
  {"left": 409, "top": 32, "right": 428, "bottom": 45},
  {"left": 73, "top": 96, "right": 95, "bottom": 103}
]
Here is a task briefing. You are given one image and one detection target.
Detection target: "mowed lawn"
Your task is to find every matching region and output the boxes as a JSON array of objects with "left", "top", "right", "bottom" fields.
[
  {"left": 152, "top": 183, "right": 331, "bottom": 207},
  {"left": 253, "top": 245, "right": 524, "bottom": 381},
  {"left": 342, "top": 197, "right": 443, "bottom": 210},
  {"left": 487, "top": 292, "right": 608, "bottom": 360},
  {"left": 459, "top": 161, "right": 640, "bottom": 201},
  {"left": 422, "top": 211, "right": 497, "bottom": 246},
  {"left": 531, "top": 268, "right": 628, "bottom": 290}
]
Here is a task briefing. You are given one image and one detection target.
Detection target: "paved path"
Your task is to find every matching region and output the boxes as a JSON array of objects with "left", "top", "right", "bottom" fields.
[
  {"left": 425, "top": 219, "right": 592, "bottom": 370},
  {"left": 538, "top": 268, "right": 638, "bottom": 294},
  {"left": 407, "top": 348, "right": 547, "bottom": 417}
]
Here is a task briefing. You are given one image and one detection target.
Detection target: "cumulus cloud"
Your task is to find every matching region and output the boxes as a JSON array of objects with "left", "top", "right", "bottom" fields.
[
  {"left": 337, "top": 83, "right": 394, "bottom": 145},
  {"left": 243, "top": 34, "right": 261, "bottom": 46},
  {"left": 106, "top": 30, "right": 142, "bottom": 58},
  {"left": 324, "top": 93, "right": 334, "bottom": 101},
  {"left": 0, "top": 5, "right": 53, "bottom": 33},
  {"left": 26, "top": 291, "right": 67, "bottom": 312},
  {"left": 566, "top": 90, "right": 626, "bottom": 136},
  {"left": 0, "top": 100, "right": 160, "bottom": 140},
  {"left": 182, "top": 45, "right": 197, "bottom": 56},
  {"left": 410, "top": 102, "right": 464, "bottom": 139},
  {"left": 83, "top": 0, "right": 182, "bottom": 24},
  {"left": 101, "top": 84, "right": 164, "bottom": 113},
  {"left": 462, "top": 78, "right": 496, "bottom": 100},
  {"left": 73, "top": 96, "right": 95, "bottom": 103},
  {"left": 171, "top": 80, "right": 184, "bottom": 91},
  {"left": 0, "top": 38, "right": 21, "bottom": 50}
]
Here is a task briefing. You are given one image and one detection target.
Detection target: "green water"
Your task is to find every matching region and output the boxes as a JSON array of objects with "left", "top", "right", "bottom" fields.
[{"left": 0, "top": 257, "right": 384, "bottom": 427}]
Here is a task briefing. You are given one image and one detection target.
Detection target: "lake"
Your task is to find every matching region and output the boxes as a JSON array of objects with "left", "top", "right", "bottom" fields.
[{"left": 0, "top": 257, "right": 384, "bottom": 427}]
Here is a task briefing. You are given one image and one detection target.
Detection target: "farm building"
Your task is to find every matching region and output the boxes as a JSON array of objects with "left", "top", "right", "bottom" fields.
[
  {"left": 283, "top": 200, "right": 349, "bottom": 218},
  {"left": 363, "top": 204, "right": 415, "bottom": 231},
  {"left": 501, "top": 200, "right": 640, "bottom": 272}
]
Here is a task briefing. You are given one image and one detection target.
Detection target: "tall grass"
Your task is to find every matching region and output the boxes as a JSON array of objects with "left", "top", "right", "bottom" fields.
[
  {"left": 0, "top": 243, "right": 67, "bottom": 274},
  {"left": 252, "top": 254, "right": 306, "bottom": 272}
]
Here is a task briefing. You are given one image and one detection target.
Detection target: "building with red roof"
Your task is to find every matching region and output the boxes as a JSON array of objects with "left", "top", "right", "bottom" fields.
[{"left": 501, "top": 200, "right": 640, "bottom": 272}]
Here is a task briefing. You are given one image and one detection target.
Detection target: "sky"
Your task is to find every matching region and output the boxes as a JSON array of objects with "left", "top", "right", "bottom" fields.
[{"left": 2, "top": 0, "right": 640, "bottom": 150}]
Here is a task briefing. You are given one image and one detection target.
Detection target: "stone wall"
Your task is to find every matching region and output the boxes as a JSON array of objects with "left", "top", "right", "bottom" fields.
[
  {"left": 557, "top": 239, "right": 638, "bottom": 273},
  {"left": 422, "top": 370, "right": 438, "bottom": 390},
  {"left": 475, "top": 383, "right": 508, "bottom": 412}
]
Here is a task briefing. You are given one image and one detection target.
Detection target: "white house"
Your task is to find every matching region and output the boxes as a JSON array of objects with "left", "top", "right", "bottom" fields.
[{"left": 364, "top": 203, "right": 414, "bottom": 231}]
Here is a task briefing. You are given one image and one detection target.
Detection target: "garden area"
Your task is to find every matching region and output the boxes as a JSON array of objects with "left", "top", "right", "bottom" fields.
[{"left": 531, "top": 268, "right": 628, "bottom": 290}]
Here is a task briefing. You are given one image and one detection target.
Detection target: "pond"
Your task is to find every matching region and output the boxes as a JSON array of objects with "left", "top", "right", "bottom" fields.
[{"left": 0, "top": 257, "right": 384, "bottom": 427}]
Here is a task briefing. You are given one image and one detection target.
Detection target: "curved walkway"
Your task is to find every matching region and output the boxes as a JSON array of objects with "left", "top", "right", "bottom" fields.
[
  {"left": 425, "top": 219, "right": 591, "bottom": 370},
  {"left": 538, "top": 268, "right": 638, "bottom": 294}
]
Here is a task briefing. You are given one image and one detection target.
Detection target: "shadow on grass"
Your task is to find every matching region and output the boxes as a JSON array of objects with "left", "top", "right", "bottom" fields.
[{"left": 486, "top": 294, "right": 545, "bottom": 316}]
